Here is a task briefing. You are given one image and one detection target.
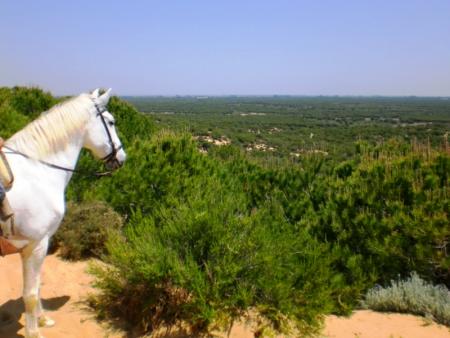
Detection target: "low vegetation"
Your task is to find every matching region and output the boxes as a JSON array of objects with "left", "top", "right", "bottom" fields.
[
  {"left": 52, "top": 201, "right": 123, "bottom": 260},
  {"left": 1, "top": 87, "right": 449, "bottom": 336},
  {"left": 363, "top": 272, "right": 450, "bottom": 326}
]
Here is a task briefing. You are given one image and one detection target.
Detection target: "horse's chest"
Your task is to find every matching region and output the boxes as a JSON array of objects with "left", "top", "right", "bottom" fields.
[{"left": 9, "top": 181, "right": 66, "bottom": 239}]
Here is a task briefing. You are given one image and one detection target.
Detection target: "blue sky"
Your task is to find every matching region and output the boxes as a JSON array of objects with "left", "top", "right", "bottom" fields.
[{"left": 1, "top": 1, "right": 449, "bottom": 96}]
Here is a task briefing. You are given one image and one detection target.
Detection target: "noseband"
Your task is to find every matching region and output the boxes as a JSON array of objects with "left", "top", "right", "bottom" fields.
[{"left": 94, "top": 103, "right": 123, "bottom": 165}]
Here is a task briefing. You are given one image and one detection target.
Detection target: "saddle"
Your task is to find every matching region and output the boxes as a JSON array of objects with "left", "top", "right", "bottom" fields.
[{"left": 0, "top": 138, "right": 17, "bottom": 256}]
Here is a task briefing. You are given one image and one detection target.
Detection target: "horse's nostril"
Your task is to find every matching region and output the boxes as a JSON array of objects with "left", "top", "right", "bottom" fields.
[{"left": 107, "top": 158, "right": 125, "bottom": 170}]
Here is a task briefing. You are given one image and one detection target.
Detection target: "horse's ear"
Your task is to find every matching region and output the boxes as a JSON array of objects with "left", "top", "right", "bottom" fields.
[
  {"left": 98, "top": 88, "right": 112, "bottom": 105},
  {"left": 91, "top": 88, "right": 100, "bottom": 98}
]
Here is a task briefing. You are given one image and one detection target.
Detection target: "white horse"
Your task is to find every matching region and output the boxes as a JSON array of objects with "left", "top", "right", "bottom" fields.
[{"left": 2, "top": 88, "right": 126, "bottom": 338}]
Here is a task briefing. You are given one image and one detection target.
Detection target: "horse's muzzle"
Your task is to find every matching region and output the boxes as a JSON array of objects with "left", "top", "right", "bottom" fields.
[{"left": 105, "top": 158, "right": 124, "bottom": 171}]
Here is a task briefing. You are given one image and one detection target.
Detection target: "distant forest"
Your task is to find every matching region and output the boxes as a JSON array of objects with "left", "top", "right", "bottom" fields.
[{"left": 124, "top": 96, "right": 450, "bottom": 160}]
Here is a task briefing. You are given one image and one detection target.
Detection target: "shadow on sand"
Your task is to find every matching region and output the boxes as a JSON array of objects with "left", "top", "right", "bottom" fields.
[{"left": 0, "top": 295, "right": 69, "bottom": 338}]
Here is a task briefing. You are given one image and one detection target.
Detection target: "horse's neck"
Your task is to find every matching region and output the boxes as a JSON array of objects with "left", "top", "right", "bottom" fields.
[
  {"left": 7, "top": 131, "right": 86, "bottom": 190},
  {"left": 41, "top": 136, "right": 85, "bottom": 187}
]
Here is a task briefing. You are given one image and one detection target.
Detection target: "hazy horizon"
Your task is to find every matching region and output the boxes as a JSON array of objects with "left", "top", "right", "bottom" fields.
[
  {"left": 1, "top": 1, "right": 449, "bottom": 96},
  {"left": 119, "top": 94, "right": 450, "bottom": 98}
]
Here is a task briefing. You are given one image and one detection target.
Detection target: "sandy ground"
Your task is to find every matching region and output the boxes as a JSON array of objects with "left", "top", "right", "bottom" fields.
[
  {"left": 0, "top": 253, "right": 122, "bottom": 338},
  {"left": 1, "top": 253, "right": 449, "bottom": 338}
]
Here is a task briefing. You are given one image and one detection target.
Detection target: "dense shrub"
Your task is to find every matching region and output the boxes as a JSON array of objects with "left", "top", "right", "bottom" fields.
[
  {"left": 84, "top": 131, "right": 448, "bottom": 335},
  {"left": 0, "top": 86, "right": 55, "bottom": 119},
  {"left": 8, "top": 86, "right": 56, "bottom": 119},
  {"left": 363, "top": 272, "right": 450, "bottom": 326},
  {"left": 209, "top": 142, "right": 450, "bottom": 302},
  {"left": 82, "top": 131, "right": 217, "bottom": 217},
  {"left": 88, "top": 132, "right": 344, "bottom": 336},
  {"left": 311, "top": 147, "right": 450, "bottom": 288},
  {"left": 52, "top": 201, "right": 123, "bottom": 260},
  {"left": 0, "top": 86, "right": 54, "bottom": 138},
  {"left": 0, "top": 104, "right": 30, "bottom": 139}
]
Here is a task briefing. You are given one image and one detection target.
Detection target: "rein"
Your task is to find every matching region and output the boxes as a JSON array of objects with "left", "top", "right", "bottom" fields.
[
  {"left": 2, "top": 102, "right": 120, "bottom": 178},
  {"left": 2, "top": 145, "right": 111, "bottom": 177}
]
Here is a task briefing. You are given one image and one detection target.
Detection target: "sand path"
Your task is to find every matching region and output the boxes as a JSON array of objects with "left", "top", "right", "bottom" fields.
[{"left": 1, "top": 253, "right": 449, "bottom": 338}]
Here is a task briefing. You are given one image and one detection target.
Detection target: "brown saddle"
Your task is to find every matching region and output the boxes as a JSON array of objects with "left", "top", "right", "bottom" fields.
[{"left": 0, "top": 237, "right": 19, "bottom": 256}]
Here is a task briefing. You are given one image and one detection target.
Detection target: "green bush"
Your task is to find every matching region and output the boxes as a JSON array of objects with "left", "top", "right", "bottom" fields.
[
  {"left": 83, "top": 131, "right": 216, "bottom": 217},
  {"left": 363, "top": 272, "right": 450, "bottom": 326},
  {"left": 86, "top": 132, "right": 449, "bottom": 335},
  {"left": 89, "top": 132, "right": 343, "bottom": 336},
  {"left": 0, "top": 104, "right": 30, "bottom": 139},
  {"left": 310, "top": 149, "right": 450, "bottom": 288},
  {"left": 8, "top": 86, "right": 56, "bottom": 119},
  {"left": 0, "top": 86, "right": 56, "bottom": 120},
  {"left": 52, "top": 201, "right": 123, "bottom": 260}
]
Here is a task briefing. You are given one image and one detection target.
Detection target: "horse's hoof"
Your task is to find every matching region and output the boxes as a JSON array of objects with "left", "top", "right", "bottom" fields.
[
  {"left": 38, "top": 315, "right": 55, "bottom": 328},
  {"left": 26, "top": 332, "right": 45, "bottom": 338}
]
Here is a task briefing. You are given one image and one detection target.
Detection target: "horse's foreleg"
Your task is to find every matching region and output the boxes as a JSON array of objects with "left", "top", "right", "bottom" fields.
[{"left": 21, "top": 237, "right": 49, "bottom": 338}]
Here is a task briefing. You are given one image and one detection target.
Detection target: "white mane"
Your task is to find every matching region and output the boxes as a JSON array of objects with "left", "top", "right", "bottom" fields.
[{"left": 6, "top": 94, "right": 93, "bottom": 159}]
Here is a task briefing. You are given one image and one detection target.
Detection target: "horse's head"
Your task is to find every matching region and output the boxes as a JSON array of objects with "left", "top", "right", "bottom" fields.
[{"left": 84, "top": 88, "right": 126, "bottom": 170}]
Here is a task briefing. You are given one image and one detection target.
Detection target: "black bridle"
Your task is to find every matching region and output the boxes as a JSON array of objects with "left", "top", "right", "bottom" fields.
[
  {"left": 94, "top": 103, "right": 123, "bottom": 165},
  {"left": 2, "top": 102, "right": 122, "bottom": 177}
]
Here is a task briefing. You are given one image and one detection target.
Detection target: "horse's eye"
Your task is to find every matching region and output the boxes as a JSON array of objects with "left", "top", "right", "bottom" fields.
[{"left": 109, "top": 121, "right": 115, "bottom": 126}]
